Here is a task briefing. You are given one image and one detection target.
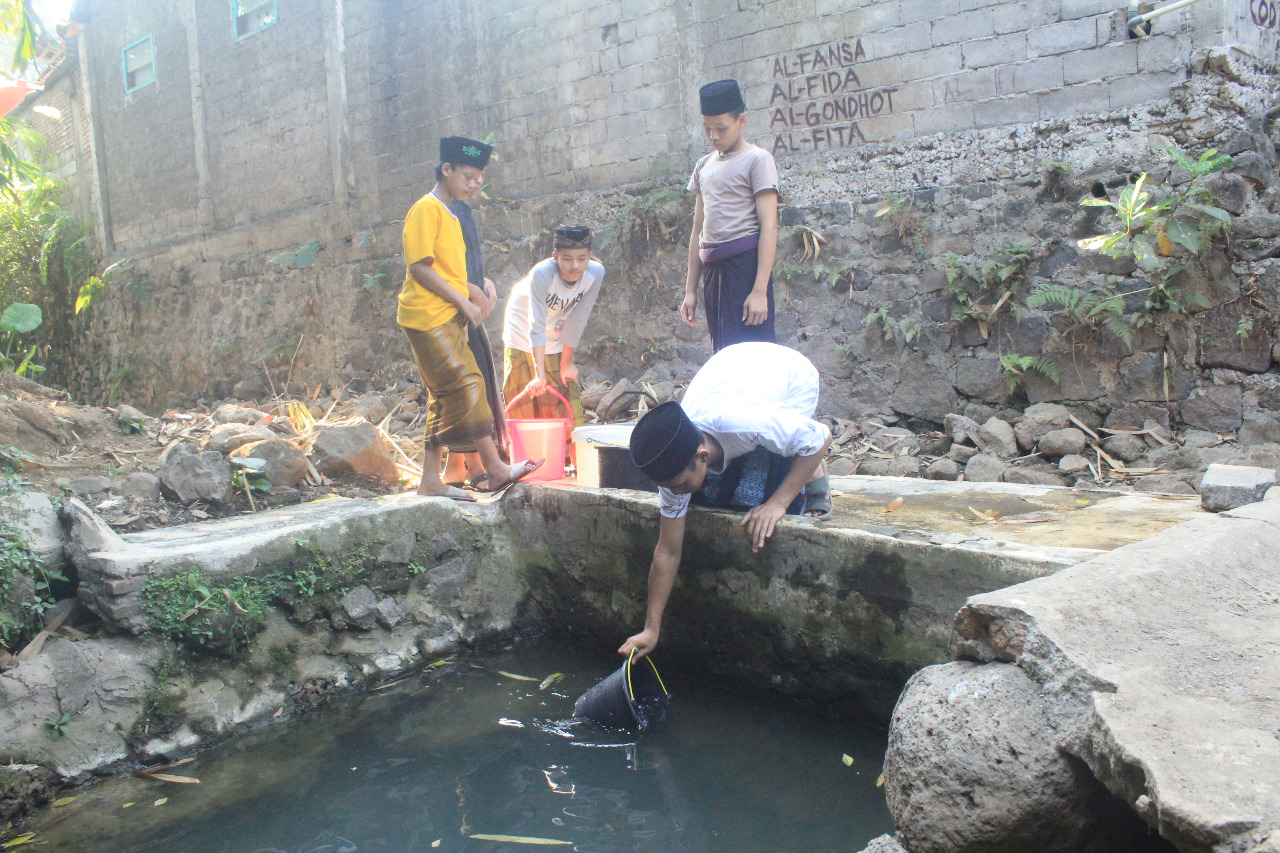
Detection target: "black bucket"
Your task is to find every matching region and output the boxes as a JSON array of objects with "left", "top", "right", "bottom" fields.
[{"left": 573, "top": 653, "right": 671, "bottom": 732}]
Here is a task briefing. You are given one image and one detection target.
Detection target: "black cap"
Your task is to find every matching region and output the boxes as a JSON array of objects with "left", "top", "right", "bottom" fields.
[
  {"left": 439, "top": 136, "right": 492, "bottom": 169},
  {"left": 554, "top": 225, "right": 592, "bottom": 249},
  {"left": 630, "top": 401, "right": 702, "bottom": 483},
  {"left": 699, "top": 79, "right": 746, "bottom": 116}
]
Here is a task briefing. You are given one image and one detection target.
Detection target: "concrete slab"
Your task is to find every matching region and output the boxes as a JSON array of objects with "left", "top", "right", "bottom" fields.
[{"left": 956, "top": 499, "right": 1280, "bottom": 852}]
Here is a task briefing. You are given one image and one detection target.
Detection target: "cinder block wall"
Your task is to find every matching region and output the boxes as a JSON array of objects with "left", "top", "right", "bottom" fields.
[{"left": 73, "top": 0, "right": 1244, "bottom": 256}]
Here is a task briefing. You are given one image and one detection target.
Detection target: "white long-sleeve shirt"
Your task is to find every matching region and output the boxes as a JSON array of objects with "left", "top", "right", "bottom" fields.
[
  {"left": 502, "top": 258, "right": 604, "bottom": 354},
  {"left": 658, "top": 342, "right": 830, "bottom": 518}
]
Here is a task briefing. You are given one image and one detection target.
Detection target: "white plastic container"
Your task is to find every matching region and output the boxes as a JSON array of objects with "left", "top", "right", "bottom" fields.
[{"left": 572, "top": 423, "right": 654, "bottom": 491}]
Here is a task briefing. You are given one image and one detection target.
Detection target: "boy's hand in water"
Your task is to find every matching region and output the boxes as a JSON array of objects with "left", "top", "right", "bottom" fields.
[{"left": 619, "top": 628, "right": 658, "bottom": 660}]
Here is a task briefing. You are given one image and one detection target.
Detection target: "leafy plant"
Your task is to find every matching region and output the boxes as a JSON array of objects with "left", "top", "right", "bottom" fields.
[
  {"left": 43, "top": 713, "right": 71, "bottom": 741},
  {"left": 863, "top": 306, "right": 924, "bottom": 344},
  {"left": 874, "top": 192, "right": 933, "bottom": 251},
  {"left": 1025, "top": 281, "right": 1134, "bottom": 349},
  {"left": 1237, "top": 315, "right": 1255, "bottom": 349},
  {"left": 1077, "top": 147, "right": 1232, "bottom": 313},
  {"left": 942, "top": 241, "right": 1046, "bottom": 337},
  {"left": 1000, "top": 354, "right": 1060, "bottom": 392},
  {"left": 0, "top": 300, "right": 42, "bottom": 375},
  {"left": 143, "top": 569, "right": 280, "bottom": 658}
]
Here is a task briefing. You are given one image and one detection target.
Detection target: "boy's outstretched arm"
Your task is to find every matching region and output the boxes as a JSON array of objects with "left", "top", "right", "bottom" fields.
[
  {"left": 744, "top": 189, "right": 778, "bottom": 326},
  {"left": 619, "top": 513, "right": 687, "bottom": 660},
  {"left": 681, "top": 195, "right": 705, "bottom": 326},
  {"left": 741, "top": 430, "right": 832, "bottom": 552}
]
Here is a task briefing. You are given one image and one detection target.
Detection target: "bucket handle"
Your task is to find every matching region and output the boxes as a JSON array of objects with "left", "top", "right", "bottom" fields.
[
  {"left": 505, "top": 386, "right": 574, "bottom": 419},
  {"left": 625, "top": 648, "right": 669, "bottom": 701}
]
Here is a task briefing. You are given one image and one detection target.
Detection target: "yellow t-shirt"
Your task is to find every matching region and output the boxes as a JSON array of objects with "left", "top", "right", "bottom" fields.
[{"left": 397, "top": 192, "right": 468, "bottom": 331}]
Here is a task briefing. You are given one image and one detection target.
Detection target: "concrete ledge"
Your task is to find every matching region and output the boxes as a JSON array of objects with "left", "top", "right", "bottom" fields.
[{"left": 954, "top": 500, "right": 1280, "bottom": 851}]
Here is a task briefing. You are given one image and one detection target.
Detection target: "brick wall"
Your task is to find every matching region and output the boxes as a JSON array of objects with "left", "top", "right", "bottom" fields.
[{"left": 1232, "top": 0, "right": 1280, "bottom": 62}]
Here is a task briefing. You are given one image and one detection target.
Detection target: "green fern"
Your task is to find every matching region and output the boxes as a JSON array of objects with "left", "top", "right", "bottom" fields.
[
  {"left": 1026, "top": 281, "right": 1134, "bottom": 349},
  {"left": 1000, "top": 354, "right": 1060, "bottom": 392}
]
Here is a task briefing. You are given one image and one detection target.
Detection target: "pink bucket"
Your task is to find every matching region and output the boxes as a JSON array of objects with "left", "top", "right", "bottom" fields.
[{"left": 504, "top": 387, "right": 573, "bottom": 481}]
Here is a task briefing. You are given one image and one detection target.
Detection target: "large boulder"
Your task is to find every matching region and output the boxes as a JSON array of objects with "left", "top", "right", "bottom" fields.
[
  {"left": 977, "top": 417, "right": 1018, "bottom": 459},
  {"left": 885, "top": 661, "right": 1163, "bottom": 853},
  {"left": 1037, "top": 428, "right": 1087, "bottom": 459},
  {"left": 309, "top": 424, "right": 398, "bottom": 482},
  {"left": 160, "top": 443, "right": 234, "bottom": 505}
]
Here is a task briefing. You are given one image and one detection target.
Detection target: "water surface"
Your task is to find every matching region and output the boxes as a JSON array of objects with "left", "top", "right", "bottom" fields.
[{"left": 33, "top": 641, "right": 891, "bottom": 852}]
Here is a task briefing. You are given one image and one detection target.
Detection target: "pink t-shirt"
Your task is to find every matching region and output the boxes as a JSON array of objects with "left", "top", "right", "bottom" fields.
[{"left": 688, "top": 143, "right": 779, "bottom": 246}]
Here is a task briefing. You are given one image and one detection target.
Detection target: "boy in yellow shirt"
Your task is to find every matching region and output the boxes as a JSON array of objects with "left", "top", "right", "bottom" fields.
[{"left": 398, "top": 136, "right": 542, "bottom": 499}]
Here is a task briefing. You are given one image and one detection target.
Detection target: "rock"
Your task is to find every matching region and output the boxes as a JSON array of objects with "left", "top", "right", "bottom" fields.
[
  {"left": 925, "top": 458, "right": 961, "bottom": 480},
  {"left": 870, "top": 427, "right": 920, "bottom": 455},
  {"left": 1058, "top": 454, "right": 1090, "bottom": 474},
  {"left": 61, "top": 497, "right": 128, "bottom": 570},
  {"left": 1037, "top": 428, "right": 1086, "bottom": 459},
  {"left": 597, "top": 379, "right": 641, "bottom": 421},
  {"left": 947, "top": 443, "right": 980, "bottom": 463},
  {"left": 1014, "top": 403, "right": 1071, "bottom": 451},
  {"left": 580, "top": 381, "right": 611, "bottom": 411},
  {"left": 828, "top": 457, "right": 859, "bottom": 475},
  {"left": 66, "top": 476, "right": 113, "bottom": 497},
  {"left": 856, "top": 836, "right": 906, "bottom": 853},
  {"left": 1105, "top": 404, "right": 1170, "bottom": 432},
  {"left": 859, "top": 457, "right": 923, "bottom": 478},
  {"left": 349, "top": 394, "right": 389, "bottom": 424},
  {"left": 310, "top": 423, "right": 399, "bottom": 482},
  {"left": 425, "top": 556, "right": 472, "bottom": 603},
  {"left": 1, "top": 490, "right": 66, "bottom": 575},
  {"left": 161, "top": 448, "right": 234, "bottom": 505},
  {"left": 1134, "top": 473, "right": 1196, "bottom": 494},
  {"left": 1181, "top": 428, "right": 1221, "bottom": 448},
  {"left": 231, "top": 378, "right": 266, "bottom": 399},
  {"left": 1101, "top": 433, "right": 1147, "bottom": 463},
  {"left": 1239, "top": 412, "right": 1280, "bottom": 446},
  {"left": 888, "top": 363, "right": 958, "bottom": 422},
  {"left": 978, "top": 417, "right": 1018, "bottom": 459},
  {"left": 1003, "top": 465, "right": 1068, "bottom": 486},
  {"left": 1180, "top": 385, "right": 1243, "bottom": 432},
  {"left": 964, "top": 453, "right": 1008, "bottom": 482},
  {"left": 375, "top": 596, "right": 405, "bottom": 629},
  {"left": 206, "top": 423, "right": 276, "bottom": 454},
  {"left": 885, "top": 661, "right": 1148, "bottom": 853},
  {"left": 1198, "top": 304, "right": 1274, "bottom": 373},
  {"left": 944, "top": 413, "right": 981, "bottom": 445},
  {"left": 114, "top": 472, "right": 162, "bottom": 501},
  {"left": 211, "top": 403, "right": 269, "bottom": 425},
  {"left": 378, "top": 532, "right": 417, "bottom": 565},
  {"left": 340, "top": 585, "right": 378, "bottom": 630},
  {"left": 1199, "top": 463, "right": 1277, "bottom": 512},
  {"left": 230, "top": 439, "right": 308, "bottom": 488}
]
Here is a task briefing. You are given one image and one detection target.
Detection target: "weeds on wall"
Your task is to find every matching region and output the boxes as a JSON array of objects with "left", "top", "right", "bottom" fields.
[
  {"left": 0, "top": 475, "right": 67, "bottom": 653},
  {"left": 999, "top": 354, "right": 1060, "bottom": 392},
  {"left": 1024, "top": 281, "right": 1134, "bottom": 349},
  {"left": 942, "top": 240, "right": 1047, "bottom": 338},
  {"left": 874, "top": 191, "right": 932, "bottom": 253},
  {"left": 1078, "top": 146, "right": 1233, "bottom": 314},
  {"left": 143, "top": 569, "right": 279, "bottom": 659}
]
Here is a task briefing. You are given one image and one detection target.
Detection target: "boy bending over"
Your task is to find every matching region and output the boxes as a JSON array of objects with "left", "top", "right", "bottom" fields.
[{"left": 621, "top": 342, "right": 832, "bottom": 659}]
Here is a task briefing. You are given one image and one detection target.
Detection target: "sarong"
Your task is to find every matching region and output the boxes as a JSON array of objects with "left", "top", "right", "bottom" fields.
[
  {"left": 448, "top": 324, "right": 509, "bottom": 457},
  {"left": 700, "top": 234, "right": 776, "bottom": 353},
  {"left": 691, "top": 447, "right": 805, "bottom": 515},
  {"left": 402, "top": 321, "right": 493, "bottom": 450},
  {"left": 502, "top": 347, "right": 584, "bottom": 426}
]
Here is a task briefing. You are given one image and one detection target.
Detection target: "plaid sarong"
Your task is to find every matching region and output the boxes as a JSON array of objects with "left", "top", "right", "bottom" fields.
[
  {"left": 403, "top": 321, "right": 494, "bottom": 450},
  {"left": 501, "top": 347, "right": 584, "bottom": 426},
  {"left": 691, "top": 447, "right": 805, "bottom": 515}
]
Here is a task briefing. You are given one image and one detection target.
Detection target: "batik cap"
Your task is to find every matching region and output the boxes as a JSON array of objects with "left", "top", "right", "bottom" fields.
[
  {"left": 699, "top": 79, "right": 746, "bottom": 116},
  {"left": 439, "top": 136, "right": 492, "bottom": 169},
  {"left": 554, "top": 225, "right": 592, "bottom": 249},
  {"left": 630, "top": 401, "right": 702, "bottom": 483}
]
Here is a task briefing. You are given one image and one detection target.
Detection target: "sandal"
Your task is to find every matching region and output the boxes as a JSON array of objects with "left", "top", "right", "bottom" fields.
[
  {"left": 417, "top": 484, "right": 476, "bottom": 502},
  {"left": 804, "top": 471, "right": 832, "bottom": 519},
  {"left": 466, "top": 473, "right": 489, "bottom": 490},
  {"left": 480, "top": 459, "right": 544, "bottom": 496}
]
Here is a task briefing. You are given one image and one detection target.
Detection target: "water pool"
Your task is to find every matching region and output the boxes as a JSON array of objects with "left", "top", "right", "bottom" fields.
[{"left": 29, "top": 641, "right": 892, "bottom": 852}]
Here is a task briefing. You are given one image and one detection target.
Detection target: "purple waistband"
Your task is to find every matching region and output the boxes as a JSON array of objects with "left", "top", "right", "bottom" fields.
[{"left": 699, "top": 232, "right": 759, "bottom": 264}]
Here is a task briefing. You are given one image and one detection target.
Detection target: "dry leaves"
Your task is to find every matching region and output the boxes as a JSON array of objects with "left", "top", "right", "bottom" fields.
[{"left": 882, "top": 497, "right": 904, "bottom": 513}]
